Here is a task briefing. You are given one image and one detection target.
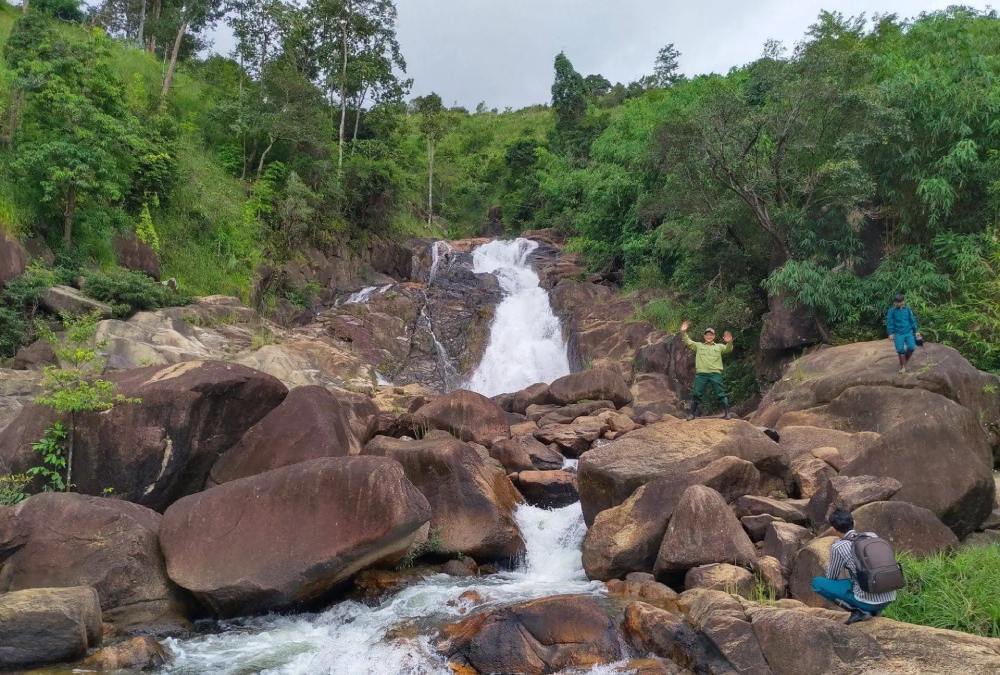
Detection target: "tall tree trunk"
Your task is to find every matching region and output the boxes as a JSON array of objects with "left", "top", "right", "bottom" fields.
[
  {"left": 21, "top": 0, "right": 27, "bottom": 14},
  {"left": 137, "top": 0, "right": 147, "bottom": 46},
  {"left": 147, "top": 0, "right": 161, "bottom": 53},
  {"left": 160, "top": 19, "right": 188, "bottom": 105},
  {"left": 63, "top": 184, "right": 77, "bottom": 250},
  {"left": 337, "top": 2, "right": 351, "bottom": 176},
  {"left": 2, "top": 90, "right": 23, "bottom": 147},
  {"left": 427, "top": 140, "right": 435, "bottom": 226},
  {"left": 256, "top": 134, "right": 276, "bottom": 179},
  {"left": 350, "top": 86, "right": 368, "bottom": 153}
]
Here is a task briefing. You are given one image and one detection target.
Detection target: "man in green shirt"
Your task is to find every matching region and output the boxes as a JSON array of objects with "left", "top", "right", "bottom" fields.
[{"left": 680, "top": 320, "right": 734, "bottom": 420}]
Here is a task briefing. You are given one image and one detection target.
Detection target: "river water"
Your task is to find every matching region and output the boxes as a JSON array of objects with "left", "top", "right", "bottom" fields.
[{"left": 164, "top": 238, "right": 591, "bottom": 673}]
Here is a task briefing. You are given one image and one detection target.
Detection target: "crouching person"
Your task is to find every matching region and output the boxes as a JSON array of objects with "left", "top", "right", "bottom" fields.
[{"left": 811, "top": 508, "right": 903, "bottom": 625}]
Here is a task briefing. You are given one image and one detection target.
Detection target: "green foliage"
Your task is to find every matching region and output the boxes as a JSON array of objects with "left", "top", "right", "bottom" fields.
[
  {"left": 28, "top": 422, "right": 67, "bottom": 492},
  {"left": 80, "top": 266, "right": 189, "bottom": 318},
  {"left": 32, "top": 0, "right": 83, "bottom": 22},
  {"left": 0, "top": 473, "right": 30, "bottom": 505},
  {"left": 135, "top": 202, "right": 161, "bottom": 253},
  {"left": 0, "top": 265, "right": 57, "bottom": 358},
  {"left": 885, "top": 545, "right": 1000, "bottom": 638}
]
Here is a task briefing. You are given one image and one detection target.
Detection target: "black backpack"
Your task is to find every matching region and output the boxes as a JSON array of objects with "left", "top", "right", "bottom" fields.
[{"left": 851, "top": 533, "right": 905, "bottom": 594}]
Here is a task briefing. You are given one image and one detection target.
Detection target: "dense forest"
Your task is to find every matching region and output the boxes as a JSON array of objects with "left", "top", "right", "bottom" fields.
[{"left": 0, "top": 0, "right": 997, "bottom": 388}]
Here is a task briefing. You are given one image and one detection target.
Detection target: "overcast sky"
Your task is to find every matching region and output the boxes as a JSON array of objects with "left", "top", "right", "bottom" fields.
[{"left": 208, "top": 1, "right": 995, "bottom": 110}]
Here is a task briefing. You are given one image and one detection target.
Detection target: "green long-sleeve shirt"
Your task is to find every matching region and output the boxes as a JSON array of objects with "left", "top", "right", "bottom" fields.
[{"left": 682, "top": 332, "right": 733, "bottom": 373}]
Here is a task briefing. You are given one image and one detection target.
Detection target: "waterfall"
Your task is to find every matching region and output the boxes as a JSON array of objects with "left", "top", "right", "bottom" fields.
[
  {"left": 465, "top": 238, "right": 570, "bottom": 396},
  {"left": 163, "top": 504, "right": 602, "bottom": 674}
]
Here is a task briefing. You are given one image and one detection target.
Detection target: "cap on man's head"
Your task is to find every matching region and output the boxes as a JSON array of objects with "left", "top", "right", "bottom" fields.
[{"left": 704, "top": 328, "right": 716, "bottom": 335}]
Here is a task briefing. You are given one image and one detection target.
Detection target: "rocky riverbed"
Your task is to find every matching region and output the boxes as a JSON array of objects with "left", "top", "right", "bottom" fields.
[{"left": 1, "top": 234, "right": 999, "bottom": 673}]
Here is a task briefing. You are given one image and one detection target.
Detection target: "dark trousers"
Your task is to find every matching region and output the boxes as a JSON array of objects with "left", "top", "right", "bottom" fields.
[{"left": 692, "top": 372, "right": 728, "bottom": 407}]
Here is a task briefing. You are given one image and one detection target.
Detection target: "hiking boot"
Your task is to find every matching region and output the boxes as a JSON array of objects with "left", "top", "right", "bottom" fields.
[
  {"left": 845, "top": 610, "right": 871, "bottom": 625},
  {"left": 899, "top": 366, "right": 907, "bottom": 373},
  {"left": 686, "top": 412, "right": 696, "bottom": 421},
  {"left": 723, "top": 406, "right": 732, "bottom": 420}
]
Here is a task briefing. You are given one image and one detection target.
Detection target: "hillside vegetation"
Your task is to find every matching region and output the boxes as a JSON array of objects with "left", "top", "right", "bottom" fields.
[{"left": 0, "top": 1, "right": 997, "bottom": 389}]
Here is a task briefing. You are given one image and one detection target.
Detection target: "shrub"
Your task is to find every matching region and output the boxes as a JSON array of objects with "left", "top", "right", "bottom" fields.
[
  {"left": 0, "top": 265, "right": 58, "bottom": 358},
  {"left": 80, "top": 267, "right": 188, "bottom": 318},
  {"left": 884, "top": 545, "right": 1000, "bottom": 638},
  {"left": 0, "top": 473, "right": 31, "bottom": 506}
]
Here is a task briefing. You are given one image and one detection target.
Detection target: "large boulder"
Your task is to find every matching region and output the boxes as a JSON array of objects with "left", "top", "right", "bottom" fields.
[
  {"left": 759, "top": 293, "right": 821, "bottom": 352},
  {"left": 413, "top": 389, "right": 510, "bottom": 447},
  {"left": 752, "top": 342, "right": 999, "bottom": 537},
  {"left": 748, "top": 606, "right": 883, "bottom": 674},
  {"left": 364, "top": 434, "right": 524, "bottom": 562},
  {"left": 0, "top": 361, "right": 287, "bottom": 511},
  {"left": 684, "top": 564, "right": 755, "bottom": 597},
  {"left": 654, "top": 485, "right": 758, "bottom": 581},
  {"left": 79, "top": 636, "right": 171, "bottom": 671},
  {"left": 548, "top": 368, "right": 632, "bottom": 407},
  {"left": 438, "top": 595, "right": 623, "bottom": 674},
  {"left": 537, "top": 400, "right": 614, "bottom": 427},
  {"left": 582, "top": 457, "right": 760, "bottom": 581},
  {"left": 0, "top": 230, "right": 28, "bottom": 290},
  {"left": 490, "top": 434, "right": 562, "bottom": 472},
  {"left": 41, "top": 285, "right": 114, "bottom": 318},
  {"left": 856, "top": 617, "right": 1000, "bottom": 673},
  {"left": 0, "top": 493, "right": 188, "bottom": 634},
  {"left": 209, "top": 385, "right": 377, "bottom": 484},
  {"left": 0, "top": 586, "right": 102, "bottom": 670},
  {"left": 535, "top": 416, "right": 609, "bottom": 457},
  {"left": 622, "top": 601, "right": 734, "bottom": 674},
  {"left": 159, "top": 457, "right": 431, "bottom": 617},
  {"left": 806, "top": 474, "right": 903, "bottom": 527},
  {"left": 627, "top": 373, "right": 685, "bottom": 419},
  {"left": 851, "top": 501, "right": 958, "bottom": 556},
  {"left": 512, "top": 470, "right": 578, "bottom": 509},
  {"left": 511, "top": 382, "right": 553, "bottom": 414},
  {"left": 787, "top": 536, "right": 837, "bottom": 607},
  {"left": 578, "top": 418, "right": 785, "bottom": 524},
  {"left": 113, "top": 233, "right": 161, "bottom": 279},
  {"left": 761, "top": 521, "right": 813, "bottom": 572}
]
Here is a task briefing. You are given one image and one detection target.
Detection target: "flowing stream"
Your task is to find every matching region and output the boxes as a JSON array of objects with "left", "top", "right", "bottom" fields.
[
  {"left": 163, "top": 237, "right": 590, "bottom": 673},
  {"left": 163, "top": 504, "right": 602, "bottom": 674},
  {"left": 465, "top": 238, "right": 570, "bottom": 396}
]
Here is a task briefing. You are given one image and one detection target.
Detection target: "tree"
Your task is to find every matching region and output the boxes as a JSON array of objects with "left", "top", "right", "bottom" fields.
[
  {"left": 34, "top": 313, "right": 137, "bottom": 492},
  {"left": 414, "top": 92, "right": 445, "bottom": 226},
  {"left": 653, "top": 43, "right": 682, "bottom": 86},
  {"left": 584, "top": 73, "right": 612, "bottom": 99},
  {"left": 551, "top": 52, "right": 587, "bottom": 154},
  {"left": 159, "top": 0, "right": 224, "bottom": 105}
]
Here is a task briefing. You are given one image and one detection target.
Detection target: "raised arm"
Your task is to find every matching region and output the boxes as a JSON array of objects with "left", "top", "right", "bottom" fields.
[
  {"left": 722, "top": 331, "right": 734, "bottom": 354},
  {"left": 680, "top": 320, "right": 698, "bottom": 350}
]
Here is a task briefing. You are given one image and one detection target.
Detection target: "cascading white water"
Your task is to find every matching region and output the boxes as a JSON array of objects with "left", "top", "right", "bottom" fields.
[
  {"left": 162, "top": 503, "right": 603, "bottom": 674},
  {"left": 465, "top": 238, "right": 570, "bottom": 396}
]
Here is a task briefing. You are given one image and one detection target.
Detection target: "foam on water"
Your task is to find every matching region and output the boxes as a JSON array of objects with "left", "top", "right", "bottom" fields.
[
  {"left": 163, "top": 503, "right": 604, "bottom": 674},
  {"left": 465, "top": 238, "right": 570, "bottom": 396}
]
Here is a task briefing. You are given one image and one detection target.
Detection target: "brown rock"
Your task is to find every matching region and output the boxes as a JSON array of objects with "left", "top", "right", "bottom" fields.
[
  {"left": 622, "top": 601, "right": 734, "bottom": 674},
  {"left": 511, "top": 382, "right": 553, "bottom": 414},
  {"left": 0, "top": 493, "right": 188, "bottom": 634},
  {"left": 596, "top": 409, "right": 639, "bottom": 434},
  {"left": 513, "top": 470, "right": 578, "bottom": 508},
  {"left": 740, "top": 513, "right": 782, "bottom": 542},
  {"left": 851, "top": 501, "right": 959, "bottom": 556},
  {"left": 0, "top": 586, "right": 102, "bottom": 669},
  {"left": 684, "top": 564, "right": 755, "bottom": 597},
  {"left": 807, "top": 475, "right": 902, "bottom": 527},
  {"left": 548, "top": 368, "right": 632, "bottom": 407},
  {"left": 748, "top": 606, "right": 883, "bottom": 674},
  {"left": 509, "top": 420, "right": 539, "bottom": 436},
  {"left": 525, "top": 403, "right": 561, "bottom": 422},
  {"left": 535, "top": 416, "right": 609, "bottom": 457},
  {"left": 80, "top": 635, "right": 170, "bottom": 671},
  {"left": 762, "top": 521, "right": 812, "bottom": 572},
  {"left": 605, "top": 578, "right": 680, "bottom": 612},
  {"left": 855, "top": 616, "right": 1000, "bottom": 673},
  {"left": 759, "top": 292, "right": 820, "bottom": 352},
  {"left": 756, "top": 555, "right": 786, "bottom": 598},
  {"left": 628, "top": 373, "right": 684, "bottom": 418},
  {"left": 0, "top": 361, "right": 288, "bottom": 511},
  {"left": 791, "top": 454, "right": 837, "bottom": 498},
  {"left": 364, "top": 434, "right": 524, "bottom": 562},
  {"left": 583, "top": 457, "right": 760, "bottom": 580},
  {"left": 0, "top": 231, "right": 28, "bottom": 290},
  {"left": 414, "top": 389, "right": 510, "bottom": 447},
  {"left": 811, "top": 445, "right": 847, "bottom": 471},
  {"left": 537, "top": 400, "right": 615, "bottom": 426},
  {"left": 788, "top": 536, "right": 838, "bottom": 607},
  {"left": 439, "top": 595, "right": 623, "bottom": 675},
  {"left": 679, "top": 589, "right": 771, "bottom": 674},
  {"left": 578, "top": 417, "right": 785, "bottom": 525},
  {"left": 160, "top": 457, "right": 431, "bottom": 617},
  {"left": 734, "top": 495, "right": 808, "bottom": 525},
  {"left": 10, "top": 339, "right": 57, "bottom": 370},
  {"left": 210, "top": 385, "right": 378, "bottom": 484},
  {"left": 487, "top": 435, "right": 536, "bottom": 473},
  {"left": 654, "top": 486, "right": 758, "bottom": 579},
  {"left": 113, "top": 233, "right": 161, "bottom": 279},
  {"left": 778, "top": 425, "right": 880, "bottom": 466},
  {"left": 42, "top": 285, "right": 114, "bottom": 318}
]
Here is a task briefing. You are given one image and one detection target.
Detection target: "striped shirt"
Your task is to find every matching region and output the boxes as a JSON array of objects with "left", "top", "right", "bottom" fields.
[{"left": 827, "top": 530, "right": 897, "bottom": 606}]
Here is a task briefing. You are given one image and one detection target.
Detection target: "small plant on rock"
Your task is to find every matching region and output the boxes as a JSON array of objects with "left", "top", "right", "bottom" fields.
[
  {"left": 0, "top": 473, "right": 31, "bottom": 506},
  {"left": 33, "top": 312, "right": 139, "bottom": 492}
]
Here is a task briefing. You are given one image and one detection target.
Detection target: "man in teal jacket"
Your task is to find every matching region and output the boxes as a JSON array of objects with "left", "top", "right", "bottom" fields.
[
  {"left": 886, "top": 293, "right": 921, "bottom": 373},
  {"left": 680, "top": 320, "right": 734, "bottom": 420}
]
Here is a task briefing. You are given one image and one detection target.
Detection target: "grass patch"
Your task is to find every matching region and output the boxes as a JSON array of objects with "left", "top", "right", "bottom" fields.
[{"left": 884, "top": 544, "right": 1000, "bottom": 638}]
